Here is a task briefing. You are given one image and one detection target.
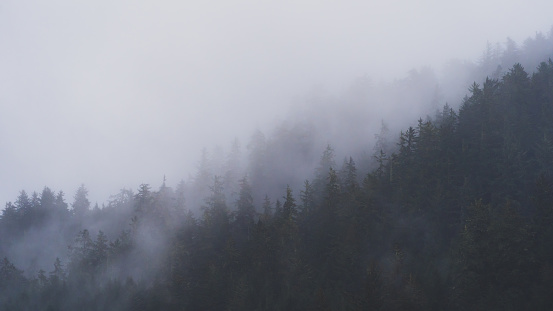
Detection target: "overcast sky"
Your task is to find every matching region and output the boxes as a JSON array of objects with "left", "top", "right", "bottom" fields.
[{"left": 1, "top": 0, "right": 552, "bottom": 206}]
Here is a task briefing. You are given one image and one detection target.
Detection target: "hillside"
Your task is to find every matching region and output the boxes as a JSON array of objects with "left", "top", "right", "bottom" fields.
[{"left": 1, "top": 40, "right": 553, "bottom": 310}]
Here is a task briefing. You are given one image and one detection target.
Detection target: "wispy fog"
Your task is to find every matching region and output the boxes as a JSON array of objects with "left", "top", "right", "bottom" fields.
[{"left": 1, "top": 0, "right": 552, "bottom": 204}]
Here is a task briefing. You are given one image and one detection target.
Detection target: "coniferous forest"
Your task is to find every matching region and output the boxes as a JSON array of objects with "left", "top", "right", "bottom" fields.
[{"left": 2, "top": 35, "right": 553, "bottom": 310}]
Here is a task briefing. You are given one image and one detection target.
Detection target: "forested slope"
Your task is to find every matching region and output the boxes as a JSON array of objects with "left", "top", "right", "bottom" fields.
[{"left": 2, "top": 55, "right": 553, "bottom": 310}]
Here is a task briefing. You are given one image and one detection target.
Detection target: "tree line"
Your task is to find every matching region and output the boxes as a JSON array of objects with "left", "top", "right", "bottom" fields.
[{"left": 2, "top": 58, "right": 553, "bottom": 310}]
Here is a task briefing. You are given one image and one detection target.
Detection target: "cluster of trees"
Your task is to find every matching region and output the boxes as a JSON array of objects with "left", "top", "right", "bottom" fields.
[
  {"left": 2, "top": 32, "right": 553, "bottom": 308},
  {"left": 1, "top": 59, "right": 552, "bottom": 310},
  {"left": 351, "top": 31, "right": 553, "bottom": 133}
]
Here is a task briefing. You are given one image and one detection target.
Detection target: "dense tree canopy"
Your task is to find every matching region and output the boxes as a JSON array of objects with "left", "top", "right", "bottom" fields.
[{"left": 1, "top": 45, "right": 553, "bottom": 309}]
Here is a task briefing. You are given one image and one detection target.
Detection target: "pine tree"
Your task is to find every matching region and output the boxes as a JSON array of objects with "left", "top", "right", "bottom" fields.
[
  {"left": 260, "top": 195, "right": 272, "bottom": 222},
  {"left": 281, "top": 185, "right": 297, "bottom": 223},
  {"left": 223, "top": 138, "right": 242, "bottom": 201},
  {"left": 0, "top": 203, "right": 19, "bottom": 241},
  {"left": 0, "top": 257, "right": 26, "bottom": 297},
  {"left": 72, "top": 184, "right": 91, "bottom": 217},
  {"left": 14, "top": 190, "right": 32, "bottom": 229},
  {"left": 235, "top": 176, "right": 255, "bottom": 226},
  {"left": 68, "top": 229, "right": 95, "bottom": 278},
  {"left": 93, "top": 231, "right": 110, "bottom": 274},
  {"left": 49, "top": 257, "right": 66, "bottom": 285},
  {"left": 299, "top": 180, "right": 315, "bottom": 217},
  {"left": 134, "top": 184, "right": 152, "bottom": 213}
]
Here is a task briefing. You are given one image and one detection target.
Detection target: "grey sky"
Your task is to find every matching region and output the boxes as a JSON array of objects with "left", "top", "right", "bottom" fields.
[{"left": 1, "top": 0, "right": 552, "bottom": 205}]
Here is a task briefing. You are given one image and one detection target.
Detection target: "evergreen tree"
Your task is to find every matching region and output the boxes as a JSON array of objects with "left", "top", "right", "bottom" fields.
[
  {"left": 0, "top": 257, "right": 26, "bottom": 303},
  {"left": 235, "top": 176, "right": 255, "bottom": 226},
  {"left": 257, "top": 195, "right": 271, "bottom": 221},
  {"left": 299, "top": 180, "right": 315, "bottom": 217},
  {"left": 49, "top": 257, "right": 66, "bottom": 285},
  {"left": 72, "top": 184, "right": 91, "bottom": 217},
  {"left": 281, "top": 185, "right": 297, "bottom": 223}
]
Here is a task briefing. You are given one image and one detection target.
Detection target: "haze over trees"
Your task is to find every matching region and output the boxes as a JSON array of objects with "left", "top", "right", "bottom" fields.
[{"left": 1, "top": 30, "right": 553, "bottom": 310}]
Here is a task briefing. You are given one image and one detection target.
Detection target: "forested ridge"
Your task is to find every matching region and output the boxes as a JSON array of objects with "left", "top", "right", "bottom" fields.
[{"left": 2, "top": 52, "right": 553, "bottom": 309}]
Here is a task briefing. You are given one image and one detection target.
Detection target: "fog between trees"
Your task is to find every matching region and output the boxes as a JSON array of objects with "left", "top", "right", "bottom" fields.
[{"left": 1, "top": 28, "right": 553, "bottom": 309}]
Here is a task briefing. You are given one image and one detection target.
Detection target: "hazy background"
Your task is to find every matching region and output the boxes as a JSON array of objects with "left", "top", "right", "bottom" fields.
[{"left": 1, "top": 0, "right": 552, "bottom": 205}]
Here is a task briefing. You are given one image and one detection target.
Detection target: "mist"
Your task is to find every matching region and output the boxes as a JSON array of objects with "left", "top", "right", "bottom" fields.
[
  {"left": 1, "top": 0, "right": 552, "bottom": 206},
  {"left": 3, "top": 1, "right": 553, "bottom": 309}
]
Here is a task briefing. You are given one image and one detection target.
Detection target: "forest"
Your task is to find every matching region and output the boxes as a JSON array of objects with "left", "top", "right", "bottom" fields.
[{"left": 1, "top": 33, "right": 553, "bottom": 310}]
